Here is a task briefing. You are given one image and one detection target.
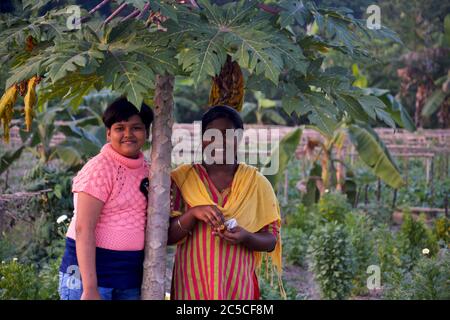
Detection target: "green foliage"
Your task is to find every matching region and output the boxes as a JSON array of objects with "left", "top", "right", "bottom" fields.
[
  {"left": 0, "top": 0, "right": 404, "bottom": 135},
  {"left": 308, "top": 221, "right": 356, "bottom": 299},
  {"left": 347, "top": 123, "right": 404, "bottom": 189},
  {"left": 241, "top": 91, "right": 292, "bottom": 126},
  {"left": 0, "top": 259, "right": 38, "bottom": 299},
  {"left": 259, "top": 275, "right": 301, "bottom": 300},
  {"left": 434, "top": 216, "right": 449, "bottom": 244},
  {"left": 373, "top": 224, "right": 402, "bottom": 280},
  {"left": 317, "top": 191, "right": 351, "bottom": 224},
  {"left": 345, "top": 211, "right": 375, "bottom": 295},
  {"left": 284, "top": 203, "right": 317, "bottom": 236},
  {"left": 383, "top": 250, "right": 450, "bottom": 300},
  {"left": 398, "top": 211, "right": 439, "bottom": 270},
  {"left": 8, "top": 103, "right": 104, "bottom": 170},
  {"left": 357, "top": 202, "right": 393, "bottom": 226},
  {"left": 282, "top": 227, "right": 308, "bottom": 268},
  {"left": 0, "top": 258, "right": 60, "bottom": 300},
  {"left": 366, "top": 88, "right": 416, "bottom": 132},
  {"left": 167, "top": 0, "right": 308, "bottom": 86},
  {"left": 0, "top": 145, "right": 25, "bottom": 176},
  {"left": 300, "top": 162, "right": 321, "bottom": 207},
  {"left": 1, "top": 165, "right": 72, "bottom": 265},
  {"left": 262, "top": 128, "right": 302, "bottom": 189},
  {"left": 353, "top": 160, "right": 450, "bottom": 209},
  {"left": 2, "top": 13, "right": 177, "bottom": 108},
  {"left": 407, "top": 252, "right": 450, "bottom": 300}
]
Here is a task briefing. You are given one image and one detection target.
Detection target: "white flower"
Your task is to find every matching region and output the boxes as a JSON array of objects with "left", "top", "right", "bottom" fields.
[
  {"left": 422, "top": 248, "right": 430, "bottom": 255},
  {"left": 12, "top": 257, "right": 18, "bottom": 262},
  {"left": 324, "top": 189, "right": 330, "bottom": 193},
  {"left": 1, "top": 260, "right": 5, "bottom": 264},
  {"left": 57, "top": 215, "right": 68, "bottom": 224}
]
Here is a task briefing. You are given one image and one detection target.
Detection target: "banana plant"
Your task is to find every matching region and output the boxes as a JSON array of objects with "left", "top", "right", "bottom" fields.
[
  {"left": 261, "top": 127, "right": 302, "bottom": 190},
  {"left": 0, "top": 145, "right": 25, "bottom": 176},
  {"left": 299, "top": 120, "right": 404, "bottom": 205},
  {"left": 5, "top": 103, "right": 105, "bottom": 172},
  {"left": 421, "top": 72, "right": 450, "bottom": 122}
]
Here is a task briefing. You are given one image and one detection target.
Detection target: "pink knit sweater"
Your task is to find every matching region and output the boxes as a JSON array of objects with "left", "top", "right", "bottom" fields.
[{"left": 66, "top": 143, "right": 149, "bottom": 251}]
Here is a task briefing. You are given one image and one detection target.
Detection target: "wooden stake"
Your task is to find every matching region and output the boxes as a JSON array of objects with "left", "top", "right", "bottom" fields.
[{"left": 392, "top": 188, "right": 397, "bottom": 209}]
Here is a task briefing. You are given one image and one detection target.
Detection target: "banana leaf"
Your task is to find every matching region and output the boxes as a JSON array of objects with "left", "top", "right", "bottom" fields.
[
  {"left": 347, "top": 123, "right": 404, "bottom": 189},
  {"left": 262, "top": 128, "right": 302, "bottom": 189}
]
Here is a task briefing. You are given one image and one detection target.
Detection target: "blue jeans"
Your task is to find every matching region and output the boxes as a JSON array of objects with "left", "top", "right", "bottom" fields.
[{"left": 58, "top": 272, "right": 141, "bottom": 300}]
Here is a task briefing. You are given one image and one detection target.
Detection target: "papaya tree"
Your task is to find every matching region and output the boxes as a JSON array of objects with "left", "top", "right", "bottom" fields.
[{"left": 1, "top": 0, "right": 406, "bottom": 299}]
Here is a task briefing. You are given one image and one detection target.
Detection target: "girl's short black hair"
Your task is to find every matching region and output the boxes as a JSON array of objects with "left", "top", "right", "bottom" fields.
[
  {"left": 201, "top": 105, "right": 243, "bottom": 134},
  {"left": 102, "top": 97, "right": 154, "bottom": 131}
]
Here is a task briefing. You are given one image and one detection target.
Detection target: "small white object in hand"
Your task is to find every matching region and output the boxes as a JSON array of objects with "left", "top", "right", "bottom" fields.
[{"left": 224, "top": 218, "right": 238, "bottom": 230}]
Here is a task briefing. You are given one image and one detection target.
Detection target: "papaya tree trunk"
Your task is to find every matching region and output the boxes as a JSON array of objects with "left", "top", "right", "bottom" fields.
[{"left": 141, "top": 74, "right": 174, "bottom": 300}]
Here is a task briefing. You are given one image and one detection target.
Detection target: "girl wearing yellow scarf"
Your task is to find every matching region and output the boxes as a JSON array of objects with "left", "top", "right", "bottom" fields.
[{"left": 168, "top": 105, "right": 283, "bottom": 300}]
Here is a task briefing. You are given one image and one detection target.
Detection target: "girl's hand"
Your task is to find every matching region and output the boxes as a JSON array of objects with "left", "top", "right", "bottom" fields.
[
  {"left": 188, "top": 205, "right": 225, "bottom": 228},
  {"left": 213, "top": 226, "right": 250, "bottom": 245},
  {"left": 81, "top": 289, "right": 102, "bottom": 300}
]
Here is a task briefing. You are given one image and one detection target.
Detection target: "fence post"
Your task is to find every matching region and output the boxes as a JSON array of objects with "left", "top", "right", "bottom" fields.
[
  {"left": 376, "top": 178, "right": 381, "bottom": 203},
  {"left": 392, "top": 188, "right": 397, "bottom": 209},
  {"left": 429, "top": 156, "right": 434, "bottom": 206}
]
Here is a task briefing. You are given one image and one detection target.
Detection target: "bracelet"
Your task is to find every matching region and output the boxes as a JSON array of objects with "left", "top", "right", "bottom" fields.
[{"left": 177, "top": 218, "right": 192, "bottom": 235}]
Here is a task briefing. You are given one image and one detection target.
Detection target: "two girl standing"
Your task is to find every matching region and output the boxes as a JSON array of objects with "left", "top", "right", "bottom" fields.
[{"left": 59, "top": 98, "right": 282, "bottom": 300}]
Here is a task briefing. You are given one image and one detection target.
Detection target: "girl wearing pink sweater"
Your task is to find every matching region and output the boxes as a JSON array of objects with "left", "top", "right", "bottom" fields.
[{"left": 58, "top": 97, "right": 153, "bottom": 300}]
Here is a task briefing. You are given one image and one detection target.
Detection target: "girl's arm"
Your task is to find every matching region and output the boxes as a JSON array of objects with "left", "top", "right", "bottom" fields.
[
  {"left": 242, "top": 230, "right": 277, "bottom": 252},
  {"left": 168, "top": 205, "right": 225, "bottom": 245},
  {"left": 167, "top": 210, "right": 197, "bottom": 245},
  {"left": 213, "top": 227, "right": 277, "bottom": 252},
  {"left": 75, "top": 192, "right": 103, "bottom": 300}
]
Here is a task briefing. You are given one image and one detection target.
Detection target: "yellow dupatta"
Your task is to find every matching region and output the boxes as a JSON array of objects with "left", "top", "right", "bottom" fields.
[{"left": 171, "top": 163, "right": 285, "bottom": 297}]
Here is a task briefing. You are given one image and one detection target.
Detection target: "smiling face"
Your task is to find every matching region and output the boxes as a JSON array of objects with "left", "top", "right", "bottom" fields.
[{"left": 107, "top": 114, "right": 147, "bottom": 159}]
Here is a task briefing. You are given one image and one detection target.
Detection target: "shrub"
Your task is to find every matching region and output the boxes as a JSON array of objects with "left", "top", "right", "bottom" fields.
[
  {"left": 282, "top": 227, "right": 308, "bottom": 268},
  {"left": 0, "top": 258, "right": 60, "bottom": 300},
  {"left": 258, "top": 276, "right": 301, "bottom": 300},
  {"left": 357, "top": 202, "right": 393, "bottom": 226},
  {"left": 308, "top": 221, "right": 356, "bottom": 299},
  {"left": 1, "top": 166, "right": 72, "bottom": 265},
  {"left": 345, "top": 212, "right": 376, "bottom": 295},
  {"left": 399, "top": 211, "right": 439, "bottom": 270},
  {"left": 383, "top": 249, "right": 450, "bottom": 300},
  {"left": 408, "top": 250, "right": 450, "bottom": 300},
  {"left": 0, "top": 259, "right": 39, "bottom": 299},
  {"left": 373, "top": 224, "right": 402, "bottom": 281},
  {"left": 317, "top": 191, "right": 352, "bottom": 224},
  {"left": 434, "top": 216, "right": 449, "bottom": 245},
  {"left": 284, "top": 203, "right": 318, "bottom": 235}
]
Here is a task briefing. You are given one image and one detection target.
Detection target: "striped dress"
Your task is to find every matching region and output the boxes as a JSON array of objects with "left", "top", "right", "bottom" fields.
[{"left": 170, "top": 164, "right": 279, "bottom": 300}]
